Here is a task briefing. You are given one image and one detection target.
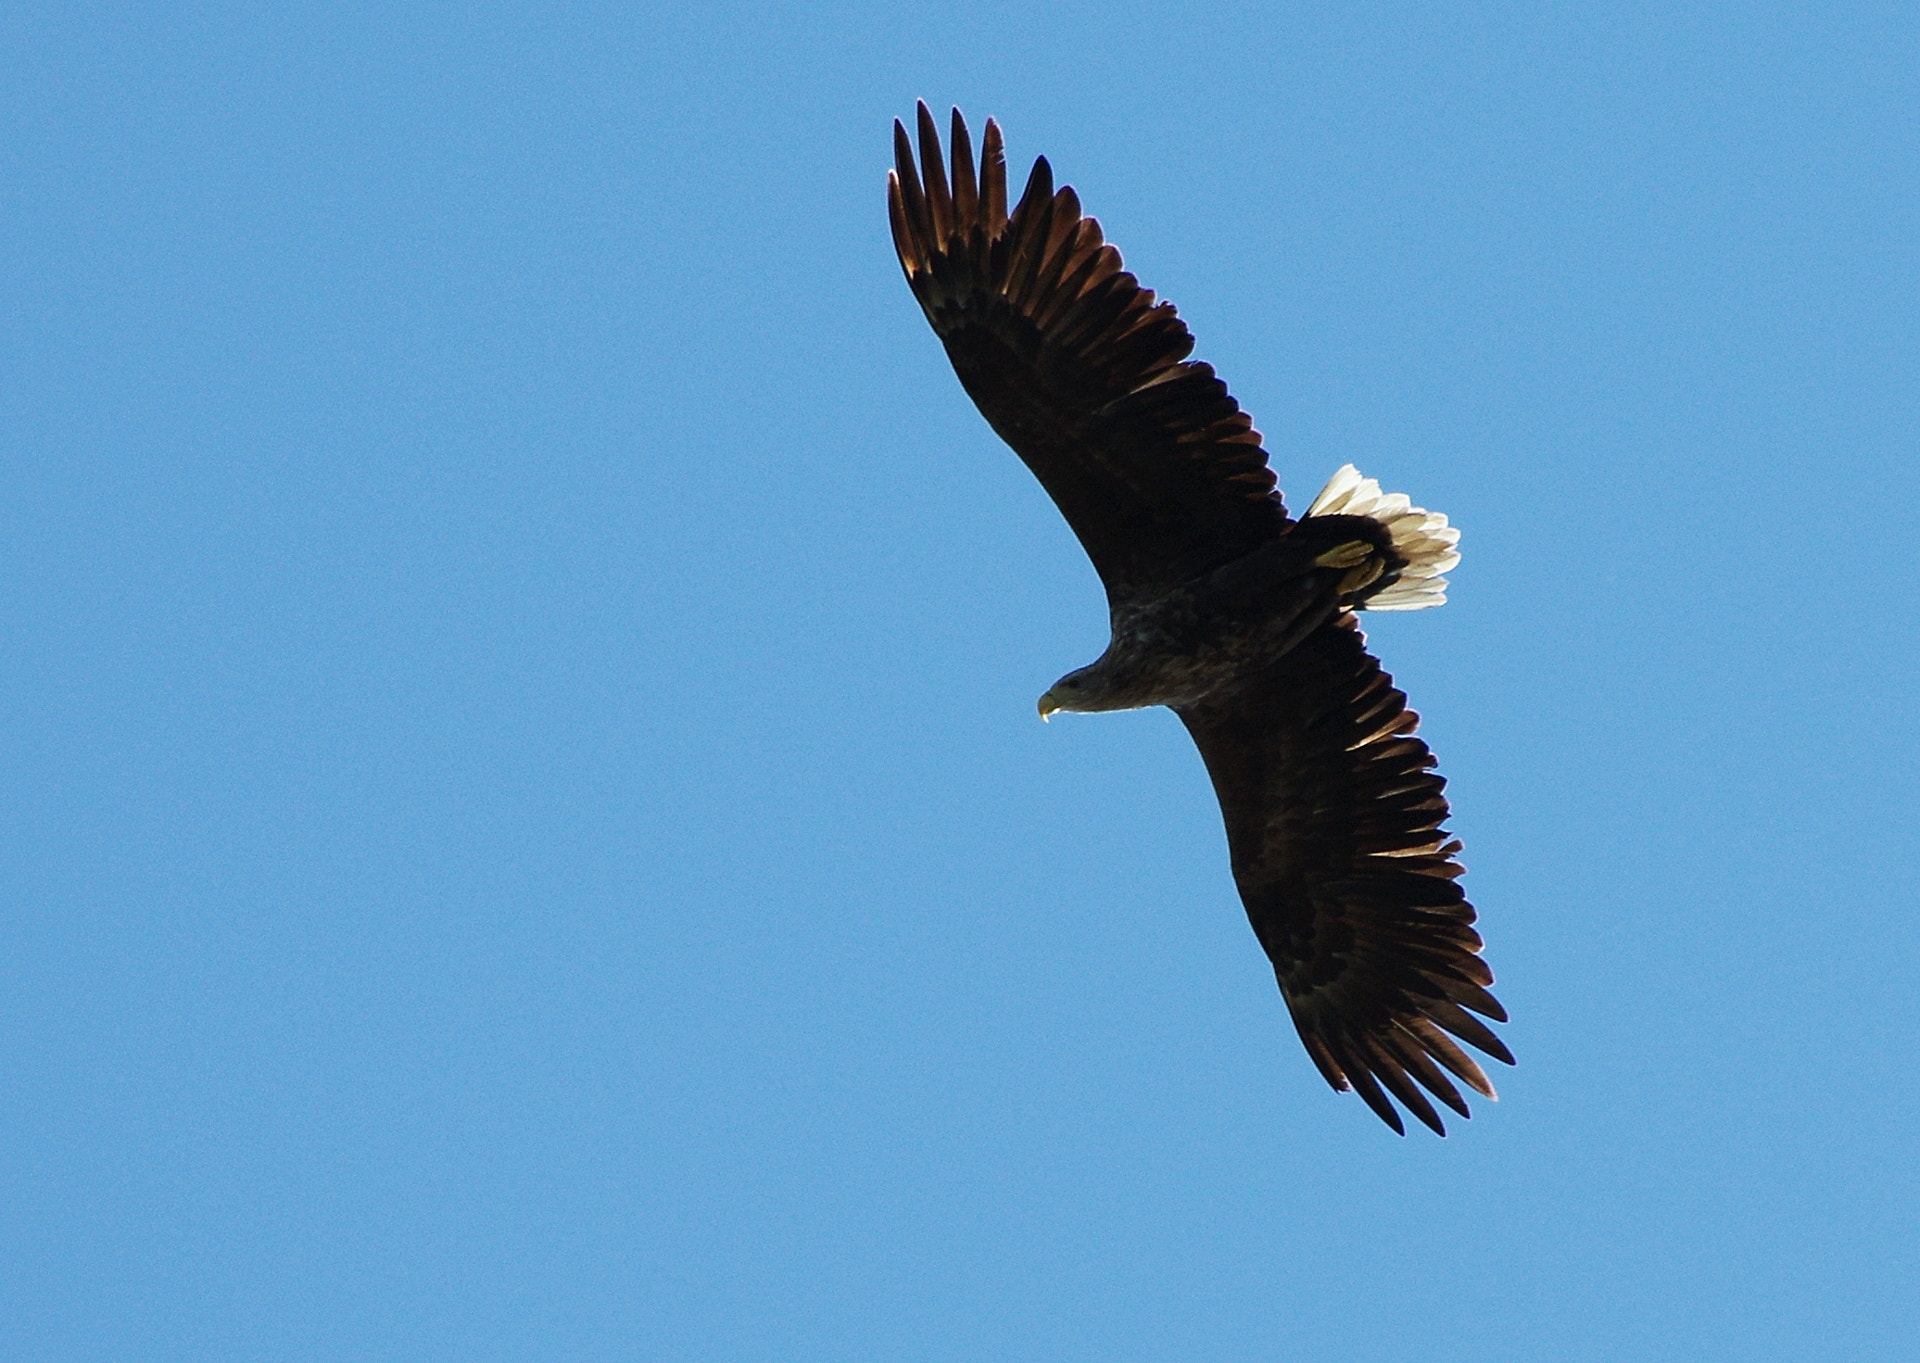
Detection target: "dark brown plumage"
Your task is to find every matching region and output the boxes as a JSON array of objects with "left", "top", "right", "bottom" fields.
[{"left": 889, "top": 103, "right": 1511, "bottom": 1135}]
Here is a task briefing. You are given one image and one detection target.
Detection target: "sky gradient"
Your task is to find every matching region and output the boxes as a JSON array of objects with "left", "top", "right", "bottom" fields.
[{"left": 4, "top": 3, "right": 1918, "bottom": 1358}]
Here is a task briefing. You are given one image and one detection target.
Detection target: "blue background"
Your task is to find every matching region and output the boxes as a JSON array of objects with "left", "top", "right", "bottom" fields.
[{"left": 5, "top": 3, "right": 1916, "bottom": 1358}]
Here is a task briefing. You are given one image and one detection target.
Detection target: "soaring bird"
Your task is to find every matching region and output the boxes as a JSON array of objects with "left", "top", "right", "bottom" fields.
[{"left": 888, "top": 103, "right": 1512, "bottom": 1135}]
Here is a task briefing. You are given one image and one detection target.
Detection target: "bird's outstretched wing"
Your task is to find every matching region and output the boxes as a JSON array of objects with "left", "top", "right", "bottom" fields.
[
  {"left": 889, "top": 103, "right": 1287, "bottom": 606},
  {"left": 1174, "top": 615, "right": 1513, "bottom": 1135}
]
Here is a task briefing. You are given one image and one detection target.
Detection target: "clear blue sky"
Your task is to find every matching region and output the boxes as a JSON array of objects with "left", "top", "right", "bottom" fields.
[{"left": 4, "top": 3, "right": 1917, "bottom": 1359}]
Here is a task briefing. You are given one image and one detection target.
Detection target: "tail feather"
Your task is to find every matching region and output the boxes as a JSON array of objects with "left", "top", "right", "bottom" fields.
[{"left": 1307, "top": 465, "right": 1460, "bottom": 611}]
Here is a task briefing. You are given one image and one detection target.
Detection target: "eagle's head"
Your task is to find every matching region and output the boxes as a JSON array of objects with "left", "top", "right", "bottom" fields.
[
  {"left": 1037, "top": 662, "right": 1146, "bottom": 720},
  {"left": 1035, "top": 674, "right": 1086, "bottom": 722}
]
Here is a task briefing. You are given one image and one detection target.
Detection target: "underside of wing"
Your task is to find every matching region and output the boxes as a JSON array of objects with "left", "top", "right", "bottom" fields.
[
  {"left": 1175, "top": 616, "right": 1512, "bottom": 1135},
  {"left": 889, "top": 103, "right": 1287, "bottom": 605}
]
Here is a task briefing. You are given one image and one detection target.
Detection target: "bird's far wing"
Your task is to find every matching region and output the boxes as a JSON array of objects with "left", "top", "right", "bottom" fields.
[
  {"left": 1173, "top": 616, "right": 1512, "bottom": 1135},
  {"left": 889, "top": 103, "right": 1287, "bottom": 606}
]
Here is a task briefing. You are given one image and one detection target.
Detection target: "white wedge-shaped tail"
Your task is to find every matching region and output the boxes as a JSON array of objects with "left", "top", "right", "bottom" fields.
[{"left": 1306, "top": 464, "right": 1461, "bottom": 611}]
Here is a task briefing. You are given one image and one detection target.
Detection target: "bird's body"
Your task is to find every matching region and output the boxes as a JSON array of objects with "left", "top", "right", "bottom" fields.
[
  {"left": 1042, "top": 509, "right": 1400, "bottom": 716},
  {"left": 889, "top": 104, "right": 1510, "bottom": 1135}
]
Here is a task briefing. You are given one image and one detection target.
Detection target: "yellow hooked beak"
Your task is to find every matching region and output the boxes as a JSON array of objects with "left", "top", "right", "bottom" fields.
[{"left": 1037, "top": 687, "right": 1068, "bottom": 723}]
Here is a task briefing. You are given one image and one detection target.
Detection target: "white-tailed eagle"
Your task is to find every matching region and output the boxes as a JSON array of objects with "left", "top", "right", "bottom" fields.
[{"left": 888, "top": 104, "right": 1511, "bottom": 1135}]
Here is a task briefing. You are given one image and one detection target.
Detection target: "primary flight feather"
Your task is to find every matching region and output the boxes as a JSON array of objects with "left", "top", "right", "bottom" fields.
[{"left": 888, "top": 103, "right": 1511, "bottom": 1135}]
